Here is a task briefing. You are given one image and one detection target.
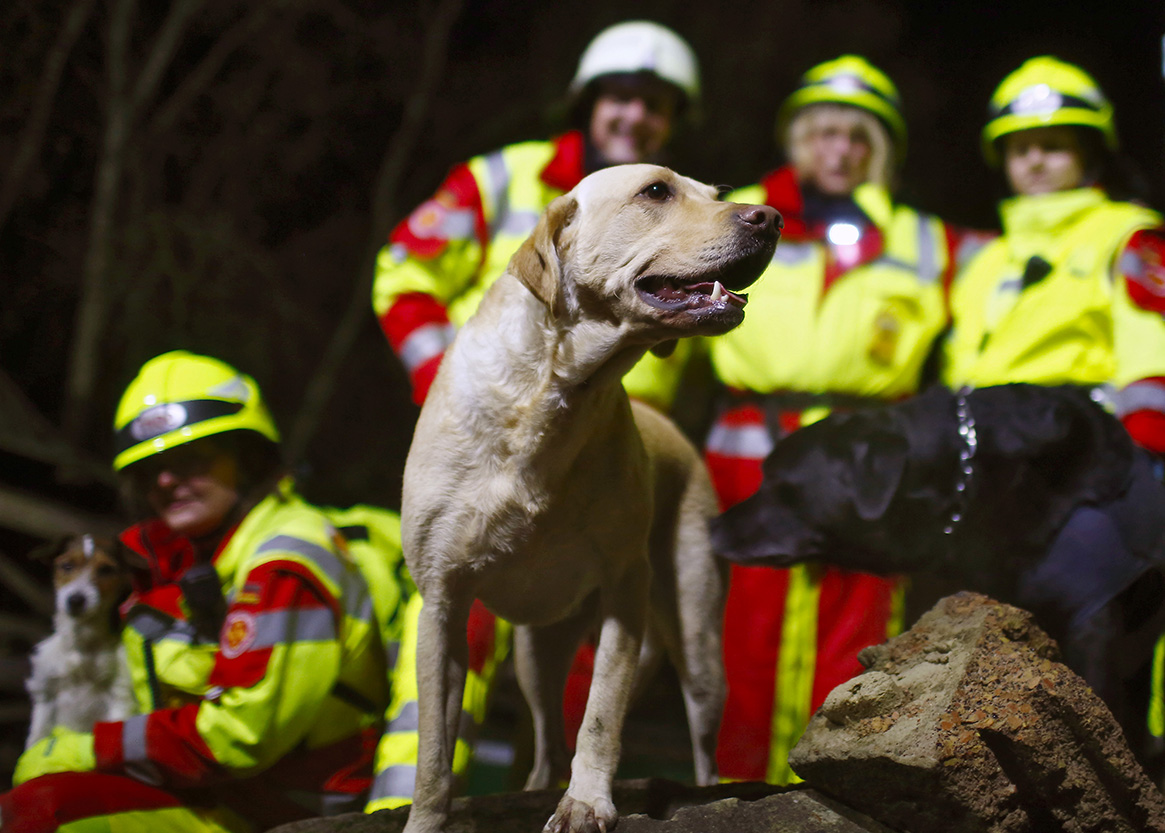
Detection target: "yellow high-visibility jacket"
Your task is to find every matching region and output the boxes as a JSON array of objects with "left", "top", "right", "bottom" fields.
[
  {"left": 100, "top": 480, "right": 388, "bottom": 826},
  {"left": 372, "top": 130, "right": 688, "bottom": 410},
  {"left": 714, "top": 172, "right": 953, "bottom": 400},
  {"left": 943, "top": 187, "right": 1165, "bottom": 392}
]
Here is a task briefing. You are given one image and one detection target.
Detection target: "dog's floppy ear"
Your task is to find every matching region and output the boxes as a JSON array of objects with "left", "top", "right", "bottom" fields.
[
  {"left": 509, "top": 194, "right": 577, "bottom": 316},
  {"left": 851, "top": 431, "right": 908, "bottom": 521}
]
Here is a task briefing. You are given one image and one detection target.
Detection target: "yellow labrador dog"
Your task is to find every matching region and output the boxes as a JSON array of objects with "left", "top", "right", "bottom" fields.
[{"left": 401, "top": 164, "right": 780, "bottom": 833}]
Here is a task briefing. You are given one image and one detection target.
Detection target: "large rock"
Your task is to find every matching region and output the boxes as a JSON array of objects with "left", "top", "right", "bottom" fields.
[{"left": 791, "top": 591, "right": 1165, "bottom": 833}]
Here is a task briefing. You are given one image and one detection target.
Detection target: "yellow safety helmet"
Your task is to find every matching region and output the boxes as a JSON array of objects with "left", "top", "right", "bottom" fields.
[
  {"left": 982, "top": 56, "right": 1116, "bottom": 165},
  {"left": 777, "top": 55, "right": 907, "bottom": 154},
  {"left": 570, "top": 20, "right": 701, "bottom": 109},
  {"left": 113, "top": 351, "right": 280, "bottom": 472}
]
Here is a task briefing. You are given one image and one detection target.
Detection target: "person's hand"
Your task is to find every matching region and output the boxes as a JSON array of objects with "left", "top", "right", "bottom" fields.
[{"left": 13, "top": 727, "right": 96, "bottom": 784}]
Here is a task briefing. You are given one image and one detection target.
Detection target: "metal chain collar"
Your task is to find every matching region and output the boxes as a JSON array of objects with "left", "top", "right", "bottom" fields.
[{"left": 943, "top": 390, "right": 978, "bottom": 536}]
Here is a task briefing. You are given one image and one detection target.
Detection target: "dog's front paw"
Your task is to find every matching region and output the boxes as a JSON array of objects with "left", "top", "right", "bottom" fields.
[{"left": 543, "top": 794, "right": 617, "bottom": 833}]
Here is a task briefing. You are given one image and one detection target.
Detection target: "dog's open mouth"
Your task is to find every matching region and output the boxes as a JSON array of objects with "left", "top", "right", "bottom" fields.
[
  {"left": 635, "top": 247, "right": 772, "bottom": 313},
  {"left": 635, "top": 276, "right": 747, "bottom": 311}
]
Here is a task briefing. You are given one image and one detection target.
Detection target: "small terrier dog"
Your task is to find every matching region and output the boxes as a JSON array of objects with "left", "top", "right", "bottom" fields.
[{"left": 25, "top": 534, "right": 137, "bottom": 748}]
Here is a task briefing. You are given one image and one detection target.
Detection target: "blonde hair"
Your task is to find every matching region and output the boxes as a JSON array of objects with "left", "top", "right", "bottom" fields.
[{"left": 785, "top": 104, "right": 895, "bottom": 191}]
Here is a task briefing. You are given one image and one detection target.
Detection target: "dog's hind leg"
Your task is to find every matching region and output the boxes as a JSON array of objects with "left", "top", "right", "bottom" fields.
[
  {"left": 515, "top": 605, "right": 594, "bottom": 790},
  {"left": 671, "top": 565, "right": 728, "bottom": 786},
  {"left": 670, "top": 480, "right": 729, "bottom": 786},
  {"left": 545, "top": 559, "right": 650, "bottom": 833},
  {"left": 404, "top": 591, "right": 472, "bottom": 833}
]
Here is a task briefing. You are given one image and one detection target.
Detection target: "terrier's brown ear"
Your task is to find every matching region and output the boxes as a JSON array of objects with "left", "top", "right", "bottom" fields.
[{"left": 509, "top": 195, "right": 577, "bottom": 316}]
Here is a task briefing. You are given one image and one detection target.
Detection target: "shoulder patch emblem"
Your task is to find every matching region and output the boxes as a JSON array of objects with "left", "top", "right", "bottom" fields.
[{"left": 221, "top": 610, "right": 257, "bottom": 659}]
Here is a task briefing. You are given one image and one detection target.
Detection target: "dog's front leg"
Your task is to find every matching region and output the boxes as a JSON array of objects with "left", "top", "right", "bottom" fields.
[
  {"left": 404, "top": 592, "right": 472, "bottom": 833},
  {"left": 544, "top": 560, "right": 650, "bottom": 833}
]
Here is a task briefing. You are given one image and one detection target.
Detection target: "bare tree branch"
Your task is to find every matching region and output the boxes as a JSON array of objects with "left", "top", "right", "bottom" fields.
[
  {"left": 61, "top": 0, "right": 138, "bottom": 446},
  {"left": 129, "top": 0, "right": 206, "bottom": 113},
  {"left": 0, "top": 0, "right": 97, "bottom": 232},
  {"left": 283, "top": 0, "right": 466, "bottom": 463},
  {"left": 0, "top": 549, "right": 53, "bottom": 617},
  {"left": 148, "top": 0, "right": 294, "bottom": 138},
  {"left": 62, "top": 0, "right": 203, "bottom": 447}
]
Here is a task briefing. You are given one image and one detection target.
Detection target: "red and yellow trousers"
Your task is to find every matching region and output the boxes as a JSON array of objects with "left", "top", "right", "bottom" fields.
[{"left": 706, "top": 402, "right": 904, "bottom": 785}]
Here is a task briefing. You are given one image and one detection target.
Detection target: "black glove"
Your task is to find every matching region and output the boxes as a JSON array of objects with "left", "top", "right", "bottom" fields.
[{"left": 179, "top": 562, "right": 227, "bottom": 642}]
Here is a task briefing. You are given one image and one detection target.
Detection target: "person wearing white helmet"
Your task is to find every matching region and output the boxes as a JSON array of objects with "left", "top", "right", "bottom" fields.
[
  {"left": 372, "top": 19, "right": 699, "bottom": 410},
  {"left": 567, "top": 20, "right": 699, "bottom": 167},
  {"left": 701, "top": 55, "right": 976, "bottom": 786},
  {"left": 365, "top": 21, "right": 701, "bottom": 812}
]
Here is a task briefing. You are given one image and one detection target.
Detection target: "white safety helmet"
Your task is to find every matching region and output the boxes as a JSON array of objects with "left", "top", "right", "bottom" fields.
[{"left": 570, "top": 21, "right": 700, "bottom": 109}]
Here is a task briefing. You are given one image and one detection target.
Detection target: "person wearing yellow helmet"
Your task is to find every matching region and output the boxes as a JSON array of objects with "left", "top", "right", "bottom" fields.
[
  {"left": 705, "top": 55, "right": 976, "bottom": 786},
  {"left": 945, "top": 56, "right": 1165, "bottom": 449},
  {"left": 3, "top": 351, "right": 400, "bottom": 832},
  {"left": 941, "top": 58, "right": 1165, "bottom": 775}
]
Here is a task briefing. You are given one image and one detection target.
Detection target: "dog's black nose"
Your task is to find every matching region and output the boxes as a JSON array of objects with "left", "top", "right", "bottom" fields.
[
  {"left": 65, "top": 593, "right": 87, "bottom": 616},
  {"left": 735, "top": 204, "right": 782, "bottom": 234}
]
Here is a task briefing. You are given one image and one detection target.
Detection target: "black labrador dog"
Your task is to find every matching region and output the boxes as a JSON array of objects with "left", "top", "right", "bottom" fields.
[{"left": 713, "top": 383, "right": 1165, "bottom": 761}]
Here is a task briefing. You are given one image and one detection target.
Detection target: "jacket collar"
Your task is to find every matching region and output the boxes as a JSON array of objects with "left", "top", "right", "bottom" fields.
[
  {"left": 759, "top": 165, "right": 889, "bottom": 285},
  {"left": 540, "top": 131, "right": 587, "bottom": 192},
  {"left": 758, "top": 165, "right": 893, "bottom": 238},
  {"left": 1000, "top": 187, "right": 1108, "bottom": 236}
]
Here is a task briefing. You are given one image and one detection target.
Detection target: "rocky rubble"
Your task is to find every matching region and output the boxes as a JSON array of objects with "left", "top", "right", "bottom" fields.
[
  {"left": 272, "top": 593, "right": 1165, "bottom": 833},
  {"left": 271, "top": 780, "right": 894, "bottom": 832},
  {"left": 792, "top": 591, "right": 1165, "bottom": 833}
]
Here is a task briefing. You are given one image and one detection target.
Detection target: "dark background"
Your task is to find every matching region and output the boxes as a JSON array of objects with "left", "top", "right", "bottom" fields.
[
  {"left": 1, "top": 0, "right": 1164, "bottom": 792},
  {"left": 3, "top": 0, "right": 1164, "bottom": 515}
]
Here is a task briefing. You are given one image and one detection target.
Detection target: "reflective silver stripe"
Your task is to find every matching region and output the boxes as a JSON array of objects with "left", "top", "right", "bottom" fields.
[
  {"left": 370, "top": 764, "right": 416, "bottom": 802},
  {"left": 1120, "top": 247, "right": 1146, "bottom": 281},
  {"left": 498, "top": 209, "right": 541, "bottom": 238},
  {"left": 127, "top": 609, "right": 198, "bottom": 643},
  {"left": 285, "top": 789, "right": 365, "bottom": 816},
  {"left": 998, "top": 276, "right": 1023, "bottom": 294},
  {"left": 385, "top": 699, "right": 419, "bottom": 733},
  {"left": 956, "top": 234, "right": 990, "bottom": 270},
  {"left": 772, "top": 241, "right": 815, "bottom": 265},
  {"left": 705, "top": 422, "right": 773, "bottom": 459},
  {"left": 915, "top": 215, "right": 939, "bottom": 284},
  {"left": 257, "top": 535, "right": 346, "bottom": 587},
  {"left": 434, "top": 208, "right": 476, "bottom": 241},
  {"left": 484, "top": 150, "right": 512, "bottom": 239},
  {"left": 399, "top": 322, "right": 455, "bottom": 373},
  {"left": 247, "top": 607, "right": 337, "bottom": 649},
  {"left": 1117, "top": 380, "right": 1165, "bottom": 418},
  {"left": 385, "top": 699, "right": 477, "bottom": 741},
  {"left": 122, "top": 714, "right": 150, "bottom": 762},
  {"left": 354, "top": 585, "right": 375, "bottom": 625}
]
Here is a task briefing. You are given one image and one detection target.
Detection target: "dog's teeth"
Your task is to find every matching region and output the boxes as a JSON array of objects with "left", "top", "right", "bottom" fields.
[{"left": 710, "top": 281, "right": 724, "bottom": 302}]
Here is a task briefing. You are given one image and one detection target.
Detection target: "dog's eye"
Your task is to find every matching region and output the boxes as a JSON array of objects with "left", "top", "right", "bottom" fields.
[
  {"left": 716, "top": 185, "right": 733, "bottom": 201},
  {"left": 640, "top": 181, "right": 672, "bottom": 202}
]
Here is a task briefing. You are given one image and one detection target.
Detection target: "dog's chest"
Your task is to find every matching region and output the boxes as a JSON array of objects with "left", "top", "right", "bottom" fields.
[{"left": 451, "top": 442, "right": 654, "bottom": 623}]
